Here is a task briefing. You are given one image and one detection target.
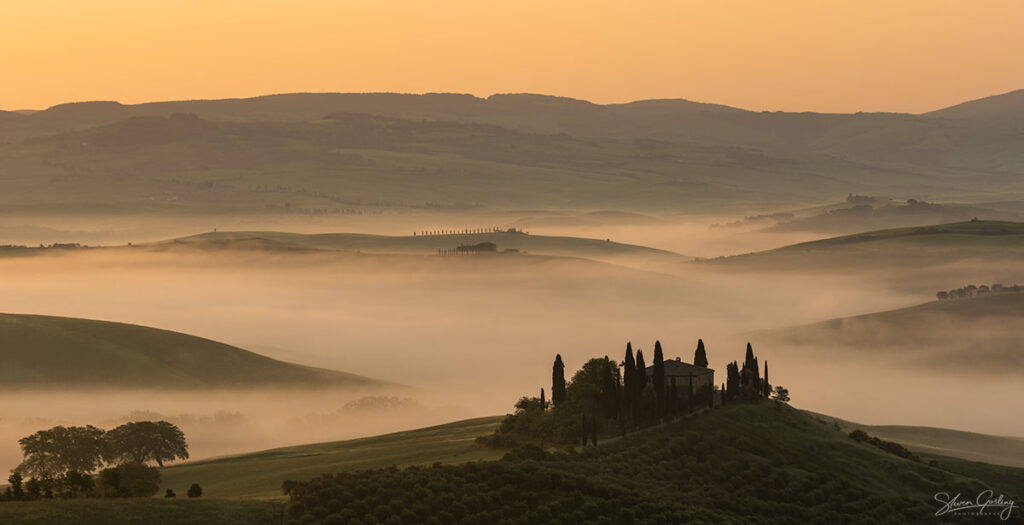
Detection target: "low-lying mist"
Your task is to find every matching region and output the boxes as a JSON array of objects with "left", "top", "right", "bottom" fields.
[{"left": 1, "top": 217, "right": 1022, "bottom": 474}]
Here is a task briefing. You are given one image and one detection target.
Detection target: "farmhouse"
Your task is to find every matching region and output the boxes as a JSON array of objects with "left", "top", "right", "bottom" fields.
[{"left": 647, "top": 358, "right": 714, "bottom": 393}]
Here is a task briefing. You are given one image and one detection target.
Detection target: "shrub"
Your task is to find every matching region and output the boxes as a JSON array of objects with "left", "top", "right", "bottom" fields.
[{"left": 187, "top": 483, "right": 203, "bottom": 498}]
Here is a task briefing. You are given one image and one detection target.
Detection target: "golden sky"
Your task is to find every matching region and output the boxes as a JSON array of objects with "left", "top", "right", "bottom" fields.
[{"left": 2, "top": 0, "right": 1022, "bottom": 113}]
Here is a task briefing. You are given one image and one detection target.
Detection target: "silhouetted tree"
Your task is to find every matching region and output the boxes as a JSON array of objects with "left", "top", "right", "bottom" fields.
[
  {"left": 552, "top": 355, "right": 567, "bottom": 407},
  {"left": 105, "top": 421, "right": 188, "bottom": 467},
  {"left": 6, "top": 472, "right": 26, "bottom": 501},
  {"left": 762, "top": 361, "right": 771, "bottom": 398},
  {"left": 726, "top": 361, "right": 740, "bottom": 401},
  {"left": 187, "top": 483, "right": 203, "bottom": 498},
  {"left": 693, "top": 339, "right": 708, "bottom": 368},
  {"left": 652, "top": 341, "right": 665, "bottom": 422},
  {"left": 540, "top": 388, "right": 546, "bottom": 408},
  {"left": 772, "top": 386, "right": 790, "bottom": 404},
  {"left": 17, "top": 425, "right": 107, "bottom": 479},
  {"left": 622, "top": 343, "right": 635, "bottom": 426},
  {"left": 634, "top": 350, "right": 647, "bottom": 426}
]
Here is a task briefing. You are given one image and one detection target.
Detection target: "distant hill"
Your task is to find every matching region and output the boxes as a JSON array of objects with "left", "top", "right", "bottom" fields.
[
  {"left": 166, "top": 230, "right": 684, "bottom": 261},
  {"left": 926, "top": 88, "right": 1024, "bottom": 120},
  {"left": 0, "top": 313, "right": 383, "bottom": 389},
  {"left": 2, "top": 92, "right": 1024, "bottom": 216},
  {"left": 714, "top": 196, "right": 1021, "bottom": 235},
  {"left": 707, "top": 220, "right": 1024, "bottom": 274},
  {"left": 755, "top": 292, "right": 1024, "bottom": 374}
]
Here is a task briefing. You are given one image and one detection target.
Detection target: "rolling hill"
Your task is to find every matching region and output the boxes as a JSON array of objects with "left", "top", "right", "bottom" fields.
[
  {"left": 926, "top": 88, "right": 1024, "bottom": 120},
  {"left": 167, "top": 403, "right": 1024, "bottom": 522},
  {"left": 2, "top": 91, "right": 1023, "bottom": 218},
  {"left": 705, "top": 220, "right": 1024, "bottom": 275},
  {"left": 159, "top": 416, "right": 504, "bottom": 499},
  {"left": 3, "top": 405, "right": 1021, "bottom": 523},
  {"left": 755, "top": 292, "right": 1024, "bottom": 374},
  {"left": 166, "top": 230, "right": 684, "bottom": 261},
  {"left": 0, "top": 314, "right": 383, "bottom": 389},
  {"left": 814, "top": 413, "right": 1024, "bottom": 468}
]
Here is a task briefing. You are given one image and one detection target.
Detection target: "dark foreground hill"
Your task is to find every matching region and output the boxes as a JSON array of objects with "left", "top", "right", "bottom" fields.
[
  {"left": 0, "top": 314, "right": 382, "bottom": 389},
  {"left": 1, "top": 405, "right": 1020, "bottom": 524},
  {"left": 283, "top": 403, "right": 1022, "bottom": 524}
]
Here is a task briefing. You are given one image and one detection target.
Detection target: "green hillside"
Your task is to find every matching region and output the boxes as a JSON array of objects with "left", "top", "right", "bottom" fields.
[
  {"left": 3, "top": 406, "right": 1021, "bottom": 523},
  {"left": 168, "top": 230, "right": 683, "bottom": 260},
  {"left": 0, "top": 313, "right": 381, "bottom": 389},
  {"left": 817, "top": 414, "right": 1024, "bottom": 468},
  {"left": 282, "top": 403, "right": 1023, "bottom": 524},
  {"left": 159, "top": 417, "right": 504, "bottom": 499}
]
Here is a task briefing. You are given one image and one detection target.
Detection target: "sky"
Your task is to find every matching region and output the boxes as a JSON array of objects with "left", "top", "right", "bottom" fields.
[{"left": 2, "top": 0, "right": 1022, "bottom": 113}]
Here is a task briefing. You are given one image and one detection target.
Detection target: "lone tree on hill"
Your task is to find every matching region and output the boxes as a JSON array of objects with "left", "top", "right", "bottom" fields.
[
  {"left": 772, "top": 386, "right": 790, "bottom": 404},
  {"left": 693, "top": 339, "right": 708, "bottom": 368},
  {"left": 652, "top": 341, "right": 665, "bottom": 422},
  {"left": 762, "top": 361, "right": 771, "bottom": 398},
  {"left": 540, "top": 388, "right": 546, "bottom": 408},
  {"left": 551, "top": 355, "right": 567, "bottom": 407},
  {"left": 105, "top": 421, "right": 189, "bottom": 467}
]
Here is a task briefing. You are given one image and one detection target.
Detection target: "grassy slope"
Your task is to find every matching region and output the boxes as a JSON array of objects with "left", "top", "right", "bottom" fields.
[
  {"left": 3, "top": 406, "right": 1021, "bottom": 523},
  {"left": 811, "top": 412, "right": 1024, "bottom": 468},
  {"left": 159, "top": 416, "right": 504, "bottom": 499},
  {"left": 285, "top": 403, "right": 1024, "bottom": 524},
  {"left": 170, "top": 230, "right": 684, "bottom": 260},
  {"left": 0, "top": 313, "right": 381, "bottom": 389}
]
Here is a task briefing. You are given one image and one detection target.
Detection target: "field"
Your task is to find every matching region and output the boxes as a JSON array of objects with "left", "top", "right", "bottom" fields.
[{"left": 158, "top": 416, "right": 504, "bottom": 499}]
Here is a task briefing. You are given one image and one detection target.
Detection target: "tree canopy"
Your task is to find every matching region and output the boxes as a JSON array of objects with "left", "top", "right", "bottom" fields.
[
  {"left": 17, "top": 425, "right": 107, "bottom": 479},
  {"left": 104, "top": 421, "right": 189, "bottom": 467}
]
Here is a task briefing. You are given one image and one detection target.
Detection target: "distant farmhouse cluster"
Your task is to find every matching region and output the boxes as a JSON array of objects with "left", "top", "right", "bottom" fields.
[{"left": 936, "top": 283, "right": 1022, "bottom": 300}]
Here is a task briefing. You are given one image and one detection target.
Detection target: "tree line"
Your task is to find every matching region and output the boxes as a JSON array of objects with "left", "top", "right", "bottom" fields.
[
  {"left": 479, "top": 339, "right": 788, "bottom": 448},
  {"left": 937, "top": 283, "right": 1022, "bottom": 301},
  {"left": 1, "top": 420, "right": 195, "bottom": 501}
]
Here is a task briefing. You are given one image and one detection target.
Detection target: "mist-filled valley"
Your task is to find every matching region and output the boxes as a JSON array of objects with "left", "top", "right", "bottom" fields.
[{"left": 2, "top": 214, "right": 1023, "bottom": 478}]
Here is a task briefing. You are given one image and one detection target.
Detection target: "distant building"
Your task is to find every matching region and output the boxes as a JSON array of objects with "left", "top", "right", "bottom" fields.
[{"left": 646, "top": 358, "right": 714, "bottom": 393}]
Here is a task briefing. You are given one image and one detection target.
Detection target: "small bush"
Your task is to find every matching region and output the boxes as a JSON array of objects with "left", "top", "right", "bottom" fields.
[{"left": 187, "top": 483, "right": 203, "bottom": 498}]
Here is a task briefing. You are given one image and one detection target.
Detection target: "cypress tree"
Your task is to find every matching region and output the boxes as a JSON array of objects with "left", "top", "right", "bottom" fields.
[
  {"left": 552, "top": 355, "right": 567, "bottom": 407},
  {"left": 652, "top": 341, "right": 665, "bottom": 422},
  {"left": 622, "top": 343, "right": 635, "bottom": 427},
  {"left": 762, "top": 361, "right": 771, "bottom": 398},
  {"left": 634, "top": 350, "right": 647, "bottom": 427},
  {"left": 540, "top": 388, "right": 546, "bottom": 408},
  {"left": 693, "top": 339, "right": 708, "bottom": 368}
]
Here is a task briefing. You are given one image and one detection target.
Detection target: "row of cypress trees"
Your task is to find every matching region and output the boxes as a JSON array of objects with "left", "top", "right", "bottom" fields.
[{"left": 723, "top": 343, "right": 771, "bottom": 402}]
